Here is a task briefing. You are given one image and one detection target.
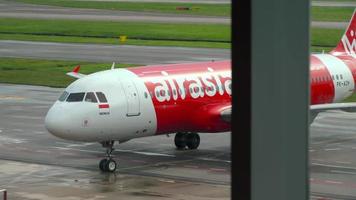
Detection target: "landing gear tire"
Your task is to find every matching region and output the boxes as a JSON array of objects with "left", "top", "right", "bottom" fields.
[
  {"left": 105, "top": 159, "right": 117, "bottom": 173},
  {"left": 186, "top": 133, "right": 200, "bottom": 150},
  {"left": 174, "top": 132, "right": 200, "bottom": 150},
  {"left": 99, "top": 158, "right": 108, "bottom": 171},
  {"left": 99, "top": 141, "right": 117, "bottom": 173},
  {"left": 174, "top": 132, "right": 187, "bottom": 149}
]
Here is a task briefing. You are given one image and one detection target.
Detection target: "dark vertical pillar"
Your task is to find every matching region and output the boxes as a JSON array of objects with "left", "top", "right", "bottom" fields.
[
  {"left": 232, "top": 0, "right": 310, "bottom": 199},
  {"left": 231, "top": 0, "right": 251, "bottom": 199}
]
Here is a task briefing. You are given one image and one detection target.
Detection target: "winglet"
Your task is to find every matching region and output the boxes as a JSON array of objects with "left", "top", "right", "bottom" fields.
[
  {"left": 66, "top": 65, "right": 86, "bottom": 79},
  {"left": 73, "top": 65, "right": 80, "bottom": 73}
]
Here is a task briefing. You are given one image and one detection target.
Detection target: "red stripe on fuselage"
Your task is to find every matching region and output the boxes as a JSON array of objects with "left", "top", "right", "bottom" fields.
[{"left": 310, "top": 55, "right": 335, "bottom": 104}]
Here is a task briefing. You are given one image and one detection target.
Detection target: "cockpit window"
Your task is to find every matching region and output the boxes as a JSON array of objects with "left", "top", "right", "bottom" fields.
[
  {"left": 96, "top": 92, "right": 108, "bottom": 103},
  {"left": 58, "top": 91, "right": 69, "bottom": 102},
  {"left": 85, "top": 92, "right": 98, "bottom": 103},
  {"left": 66, "top": 92, "right": 85, "bottom": 102}
]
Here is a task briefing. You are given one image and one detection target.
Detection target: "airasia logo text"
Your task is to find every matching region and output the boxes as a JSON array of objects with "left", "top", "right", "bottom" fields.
[{"left": 148, "top": 69, "right": 231, "bottom": 102}]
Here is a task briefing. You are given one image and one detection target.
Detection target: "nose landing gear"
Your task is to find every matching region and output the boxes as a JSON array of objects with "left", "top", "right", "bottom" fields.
[
  {"left": 174, "top": 132, "right": 200, "bottom": 150},
  {"left": 99, "top": 141, "right": 117, "bottom": 173}
]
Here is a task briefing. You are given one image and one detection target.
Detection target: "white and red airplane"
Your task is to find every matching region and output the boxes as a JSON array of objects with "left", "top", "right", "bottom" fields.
[{"left": 46, "top": 11, "right": 356, "bottom": 172}]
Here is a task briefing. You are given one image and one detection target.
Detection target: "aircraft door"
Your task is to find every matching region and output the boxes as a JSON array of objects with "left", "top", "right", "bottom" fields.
[{"left": 120, "top": 79, "right": 141, "bottom": 116}]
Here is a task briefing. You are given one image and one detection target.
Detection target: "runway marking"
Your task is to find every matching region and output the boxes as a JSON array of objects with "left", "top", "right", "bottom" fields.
[
  {"left": 157, "top": 179, "right": 175, "bottom": 184},
  {"left": 0, "top": 95, "right": 24, "bottom": 100},
  {"left": 325, "top": 180, "right": 343, "bottom": 185},
  {"left": 116, "top": 149, "right": 175, "bottom": 157},
  {"left": 184, "top": 165, "right": 199, "bottom": 169},
  {"left": 331, "top": 170, "right": 356, "bottom": 175},
  {"left": 35, "top": 150, "right": 51, "bottom": 154},
  {"left": 52, "top": 146, "right": 175, "bottom": 157},
  {"left": 0, "top": 130, "right": 2, "bottom": 133},
  {"left": 10, "top": 115, "right": 42, "bottom": 120},
  {"left": 324, "top": 148, "right": 341, "bottom": 151},
  {"left": 335, "top": 161, "right": 352, "bottom": 164},
  {"left": 158, "top": 144, "right": 171, "bottom": 147},
  {"left": 0, "top": 136, "right": 27, "bottom": 144},
  {"left": 209, "top": 168, "right": 227, "bottom": 172},
  {"left": 52, "top": 146, "right": 101, "bottom": 154},
  {"left": 130, "top": 159, "right": 147, "bottom": 164},
  {"left": 12, "top": 129, "right": 23, "bottom": 132},
  {"left": 309, "top": 149, "right": 315, "bottom": 152},
  {"left": 132, "top": 141, "right": 150, "bottom": 144},
  {"left": 55, "top": 142, "right": 94, "bottom": 147},
  {"left": 197, "top": 157, "right": 231, "bottom": 163},
  {"left": 312, "top": 162, "right": 356, "bottom": 170}
]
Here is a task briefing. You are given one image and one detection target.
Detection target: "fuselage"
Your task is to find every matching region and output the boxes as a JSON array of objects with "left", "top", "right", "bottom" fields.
[{"left": 45, "top": 51, "right": 356, "bottom": 143}]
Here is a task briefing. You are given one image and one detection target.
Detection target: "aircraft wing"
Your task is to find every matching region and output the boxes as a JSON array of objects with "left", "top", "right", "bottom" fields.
[
  {"left": 310, "top": 103, "right": 356, "bottom": 123},
  {"left": 220, "top": 106, "right": 231, "bottom": 122},
  {"left": 219, "top": 103, "right": 356, "bottom": 124},
  {"left": 66, "top": 65, "right": 86, "bottom": 79}
]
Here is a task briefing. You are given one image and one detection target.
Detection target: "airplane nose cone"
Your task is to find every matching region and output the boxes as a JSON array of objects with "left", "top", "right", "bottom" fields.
[{"left": 45, "top": 104, "right": 69, "bottom": 139}]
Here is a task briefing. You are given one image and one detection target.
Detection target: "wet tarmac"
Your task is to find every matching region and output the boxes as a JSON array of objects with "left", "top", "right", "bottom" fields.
[
  {"left": 3, "top": 83, "right": 356, "bottom": 199},
  {"left": 0, "top": 83, "right": 230, "bottom": 199}
]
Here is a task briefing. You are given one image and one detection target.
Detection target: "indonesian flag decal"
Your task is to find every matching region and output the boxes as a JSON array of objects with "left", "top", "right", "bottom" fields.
[{"left": 98, "top": 103, "right": 110, "bottom": 115}]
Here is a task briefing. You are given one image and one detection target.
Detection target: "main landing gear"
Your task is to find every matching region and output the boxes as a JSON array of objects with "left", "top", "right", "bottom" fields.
[
  {"left": 174, "top": 132, "right": 200, "bottom": 150},
  {"left": 99, "top": 140, "right": 117, "bottom": 173}
]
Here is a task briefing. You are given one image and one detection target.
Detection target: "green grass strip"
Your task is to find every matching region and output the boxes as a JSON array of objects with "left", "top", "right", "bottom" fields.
[
  {"left": 0, "top": 33, "right": 230, "bottom": 49},
  {"left": 0, "top": 18, "right": 344, "bottom": 48},
  {"left": 0, "top": 58, "right": 135, "bottom": 87},
  {"left": 0, "top": 18, "right": 230, "bottom": 42},
  {"left": 311, "top": 28, "right": 344, "bottom": 48},
  {"left": 312, "top": 7, "right": 354, "bottom": 22},
  {"left": 14, "top": 0, "right": 230, "bottom": 17}
]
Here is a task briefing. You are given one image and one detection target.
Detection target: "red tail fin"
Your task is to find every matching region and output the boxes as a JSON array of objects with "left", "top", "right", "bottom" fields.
[{"left": 331, "top": 10, "right": 356, "bottom": 58}]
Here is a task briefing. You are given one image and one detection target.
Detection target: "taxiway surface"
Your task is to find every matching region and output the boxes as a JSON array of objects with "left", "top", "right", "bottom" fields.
[
  {"left": 0, "top": 40, "right": 230, "bottom": 65},
  {"left": 2, "top": 84, "right": 356, "bottom": 199}
]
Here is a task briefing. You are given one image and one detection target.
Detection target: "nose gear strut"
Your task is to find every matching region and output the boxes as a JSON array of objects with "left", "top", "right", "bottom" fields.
[{"left": 99, "top": 141, "right": 117, "bottom": 172}]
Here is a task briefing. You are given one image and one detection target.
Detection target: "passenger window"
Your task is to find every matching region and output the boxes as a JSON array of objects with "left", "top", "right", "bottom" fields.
[
  {"left": 66, "top": 92, "right": 85, "bottom": 102},
  {"left": 144, "top": 92, "right": 148, "bottom": 98},
  {"left": 336, "top": 75, "right": 339, "bottom": 80},
  {"left": 85, "top": 92, "right": 98, "bottom": 103},
  {"left": 58, "top": 91, "right": 69, "bottom": 102},
  {"left": 96, "top": 92, "right": 108, "bottom": 103},
  {"left": 340, "top": 74, "right": 343, "bottom": 79}
]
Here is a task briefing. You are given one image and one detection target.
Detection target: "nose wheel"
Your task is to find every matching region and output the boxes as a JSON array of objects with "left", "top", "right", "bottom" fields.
[
  {"left": 99, "top": 141, "right": 117, "bottom": 172},
  {"left": 174, "top": 132, "right": 200, "bottom": 150}
]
